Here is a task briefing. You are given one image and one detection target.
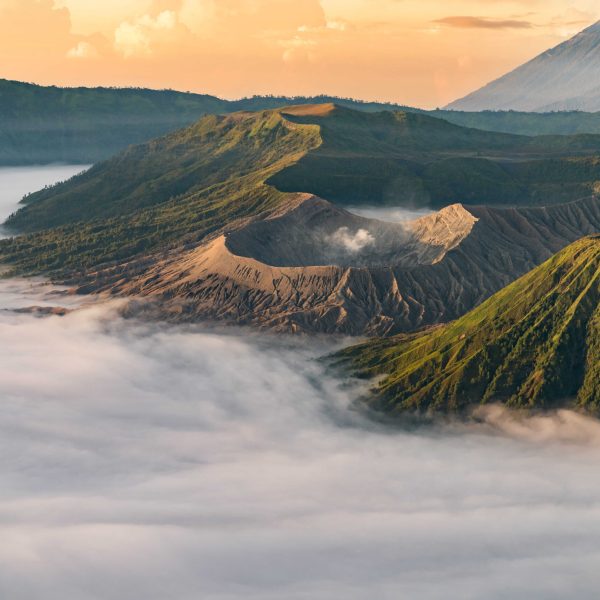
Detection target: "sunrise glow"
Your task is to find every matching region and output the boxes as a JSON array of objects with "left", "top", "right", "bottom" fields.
[{"left": 1, "top": 0, "right": 597, "bottom": 107}]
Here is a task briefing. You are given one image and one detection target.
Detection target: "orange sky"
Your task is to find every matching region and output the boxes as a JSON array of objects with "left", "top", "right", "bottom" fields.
[{"left": 1, "top": 0, "right": 598, "bottom": 108}]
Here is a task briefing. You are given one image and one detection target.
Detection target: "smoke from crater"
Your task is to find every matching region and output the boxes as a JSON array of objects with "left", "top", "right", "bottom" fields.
[{"left": 328, "top": 226, "right": 376, "bottom": 253}]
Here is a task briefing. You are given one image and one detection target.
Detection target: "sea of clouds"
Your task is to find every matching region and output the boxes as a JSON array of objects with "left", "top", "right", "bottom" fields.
[
  {"left": 2, "top": 168, "right": 600, "bottom": 600},
  {"left": 2, "top": 277, "right": 600, "bottom": 600}
]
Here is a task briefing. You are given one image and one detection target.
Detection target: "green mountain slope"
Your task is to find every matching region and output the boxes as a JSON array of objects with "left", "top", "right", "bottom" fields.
[
  {"left": 3, "top": 104, "right": 600, "bottom": 276},
  {"left": 7, "top": 78, "right": 600, "bottom": 164},
  {"left": 336, "top": 236, "right": 600, "bottom": 415},
  {"left": 0, "top": 109, "right": 321, "bottom": 272},
  {"left": 9, "top": 110, "right": 320, "bottom": 230}
]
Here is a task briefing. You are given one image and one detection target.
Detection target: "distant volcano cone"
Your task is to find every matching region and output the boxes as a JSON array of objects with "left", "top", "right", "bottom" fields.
[{"left": 447, "top": 21, "right": 600, "bottom": 112}]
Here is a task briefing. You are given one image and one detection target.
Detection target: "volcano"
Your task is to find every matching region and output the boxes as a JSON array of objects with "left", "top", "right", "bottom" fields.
[{"left": 448, "top": 21, "right": 600, "bottom": 112}]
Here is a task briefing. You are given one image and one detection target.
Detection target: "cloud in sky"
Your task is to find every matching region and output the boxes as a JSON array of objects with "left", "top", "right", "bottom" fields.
[
  {"left": 435, "top": 16, "right": 533, "bottom": 29},
  {"left": 3, "top": 278, "right": 600, "bottom": 598},
  {"left": 66, "top": 40, "right": 98, "bottom": 58},
  {"left": 114, "top": 10, "right": 178, "bottom": 57}
]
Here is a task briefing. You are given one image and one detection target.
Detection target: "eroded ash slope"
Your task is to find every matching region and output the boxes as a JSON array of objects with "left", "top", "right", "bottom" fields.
[{"left": 89, "top": 195, "right": 600, "bottom": 335}]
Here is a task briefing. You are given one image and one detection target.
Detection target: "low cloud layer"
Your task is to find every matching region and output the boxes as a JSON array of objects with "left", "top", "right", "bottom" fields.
[
  {"left": 2, "top": 277, "right": 600, "bottom": 599},
  {"left": 0, "top": 165, "right": 88, "bottom": 236}
]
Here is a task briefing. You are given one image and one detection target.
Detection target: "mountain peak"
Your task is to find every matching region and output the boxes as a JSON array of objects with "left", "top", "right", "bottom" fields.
[{"left": 447, "top": 22, "right": 600, "bottom": 112}]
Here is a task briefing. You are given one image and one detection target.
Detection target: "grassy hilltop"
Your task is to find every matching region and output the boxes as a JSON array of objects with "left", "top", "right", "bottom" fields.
[
  {"left": 336, "top": 236, "right": 600, "bottom": 415},
  {"left": 0, "top": 108, "right": 320, "bottom": 272}
]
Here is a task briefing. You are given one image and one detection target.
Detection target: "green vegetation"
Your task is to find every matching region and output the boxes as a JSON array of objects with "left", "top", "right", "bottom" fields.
[
  {"left": 270, "top": 106, "right": 600, "bottom": 208},
  {"left": 336, "top": 236, "right": 600, "bottom": 415},
  {"left": 0, "top": 109, "right": 320, "bottom": 273},
  {"left": 8, "top": 111, "right": 319, "bottom": 230},
  {"left": 6, "top": 78, "right": 600, "bottom": 164},
  {"left": 4, "top": 104, "right": 600, "bottom": 277}
]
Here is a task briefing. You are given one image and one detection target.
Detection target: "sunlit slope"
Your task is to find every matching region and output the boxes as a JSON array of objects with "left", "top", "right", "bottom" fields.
[
  {"left": 4, "top": 104, "right": 600, "bottom": 275},
  {"left": 12, "top": 103, "right": 600, "bottom": 232},
  {"left": 0, "top": 110, "right": 321, "bottom": 272},
  {"left": 8, "top": 110, "right": 321, "bottom": 231},
  {"left": 337, "top": 236, "right": 600, "bottom": 414}
]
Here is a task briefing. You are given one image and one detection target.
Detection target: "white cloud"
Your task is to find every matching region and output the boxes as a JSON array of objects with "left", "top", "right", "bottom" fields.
[
  {"left": 66, "top": 40, "right": 98, "bottom": 58},
  {"left": 345, "top": 206, "right": 434, "bottom": 223},
  {"left": 147, "top": 10, "right": 177, "bottom": 30},
  {"left": 280, "top": 35, "right": 318, "bottom": 63},
  {"left": 178, "top": 0, "right": 217, "bottom": 35},
  {"left": 326, "top": 19, "right": 347, "bottom": 30},
  {"left": 114, "top": 10, "right": 177, "bottom": 57},
  {"left": 114, "top": 21, "right": 151, "bottom": 56},
  {"left": 298, "top": 19, "right": 348, "bottom": 33}
]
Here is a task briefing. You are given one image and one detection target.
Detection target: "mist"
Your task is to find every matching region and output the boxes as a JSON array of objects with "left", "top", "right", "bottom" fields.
[
  {"left": 346, "top": 205, "right": 434, "bottom": 223},
  {"left": 0, "top": 165, "right": 89, "bottom": 237},
  {"left": 2, "top": 277, "right": 600, "bottom": 600}
]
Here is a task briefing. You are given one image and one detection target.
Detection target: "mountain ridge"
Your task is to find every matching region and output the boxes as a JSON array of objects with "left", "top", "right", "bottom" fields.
[
  {"left": 10, "top": 78, "right": 600, "bottom": 165},
  {"left": 1, "top": 104, "right": 599, "bottom": 337}
]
